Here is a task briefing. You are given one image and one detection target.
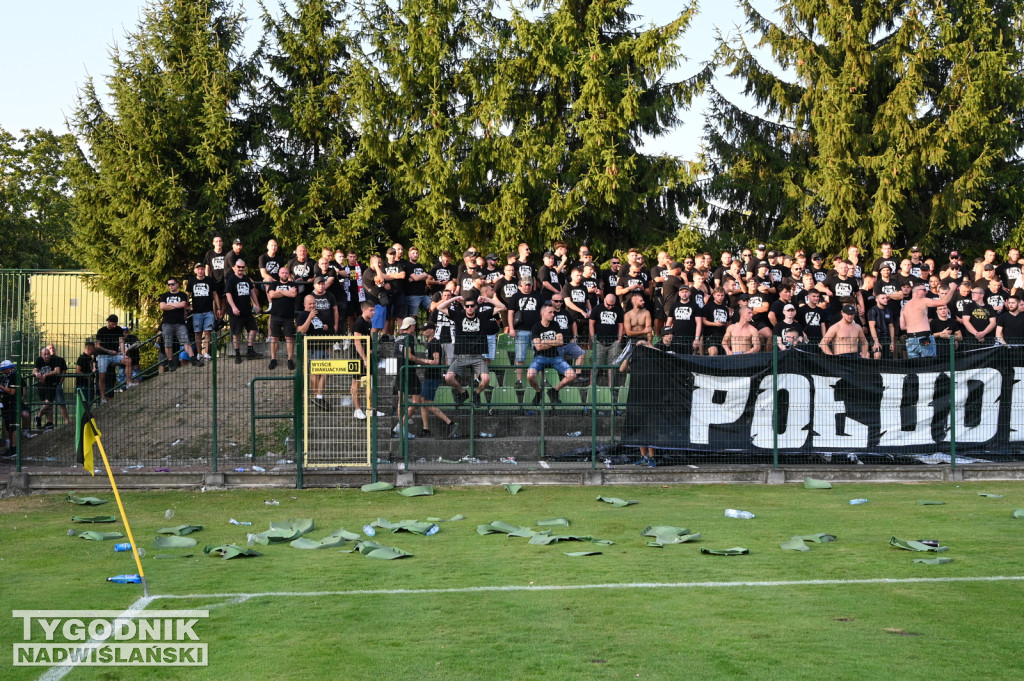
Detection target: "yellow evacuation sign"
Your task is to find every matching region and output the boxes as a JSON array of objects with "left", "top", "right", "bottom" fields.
[{"left": 310, "top": 359, "right": 363, "bottom": 374}]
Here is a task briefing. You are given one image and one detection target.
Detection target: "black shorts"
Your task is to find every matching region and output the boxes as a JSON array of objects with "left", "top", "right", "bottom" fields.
[
  {"left": 37, "top": 385, "right": 55, "bottom": 402},
  {"left": 393, "top": 369, "right": 421, "bottom": 395},
  {"left": 704, "top": 334, "right": 725, "bottom": 353},
  {"left": 230, "top": 313, "right": 258, "bottom": 334},
  {"left": 269, "top": 316, "right": 296, "bottom": 340}
]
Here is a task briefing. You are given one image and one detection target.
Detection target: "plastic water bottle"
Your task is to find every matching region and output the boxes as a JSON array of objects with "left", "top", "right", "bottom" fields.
[
  {"left": 724, "top": 509, "right": 755, "bottom": 519},
  {"left": 362, "top": 524, "right": 376, "bottom": 536},
  {"left": 229, "top": 518, "right": 252, "bottom": 526},
  {"left": 425, "top": 524, "right": 440, "bottom": 536},
  {"left": 849, "top": 498, "right": 869, "bottom": 505},
  {"left": 566, "top": 431, "right": 582, "bottom": 437},
  {"left": 107, "top": 574, "right": 141, "bottom": 584},
  {"left": 478, "top": 432, "right": 495, "bottom": 438},
  {"left": 164, "top": 509, "right": 175, "bottom": 520},
  {"left": 252, "top": 465, "right": 266, "bottom": 472}
]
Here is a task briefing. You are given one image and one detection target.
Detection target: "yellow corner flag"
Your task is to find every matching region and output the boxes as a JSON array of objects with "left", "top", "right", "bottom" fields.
[
  {"left": 74, "top": 389, "right": 147, "bottom": 594},
  {"left": 81, "top": 405, "right": 101, "bottom": 476}
]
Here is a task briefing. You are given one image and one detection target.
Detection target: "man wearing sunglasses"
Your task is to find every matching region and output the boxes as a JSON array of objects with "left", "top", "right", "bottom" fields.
[
  {"left": 225, "top": 259, "right": 262, "bottom": 364},
  {"left": 159, "top": 277, "right": 199, "bottom": 369},
  {"left": 435, "top": 292, "right": 493, "bottom": 405}
]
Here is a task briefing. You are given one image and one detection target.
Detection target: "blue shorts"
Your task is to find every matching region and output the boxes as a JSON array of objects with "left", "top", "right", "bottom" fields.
[
  {"left": 906, "top": 335, "right": 936, "bottom": 358},
  {"left": 558, "top": 342, "right": 585, "bottom": 360},
  {"left": 96, "top": 353, "right": 125, "bottom": 373},
  {"left": 371, "top": 304, "right": 387, "bottom": 329},
  {"left": 485, "top": 334, "right": 496, "bottom": 360},
  {"left": 528, "top": 354, "right": 572, "bottom": 375},
  {"left": 192, "top": 311, "right": 215, "bottom": 333},
  {"left": 420, "top": 378, "right": 441, "bottom": 401}
]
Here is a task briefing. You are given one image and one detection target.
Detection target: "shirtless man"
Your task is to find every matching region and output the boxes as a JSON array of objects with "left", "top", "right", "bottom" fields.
[
  {"left": 623, "top": 292, "right": 652, "bottom": 344},
  {"left": 820, "top": 304, "right": 870, "bottom": 358},
  {"left": 900, "top": 282, "right": 956, "bottom": 358},
  {"left": 722, "top": 307, "right": 761, "bottom": 355}
]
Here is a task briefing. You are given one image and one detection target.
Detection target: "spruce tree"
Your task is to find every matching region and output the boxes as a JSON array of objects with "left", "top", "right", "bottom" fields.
[
  {"left": 67, "top": 0, "right": 250, "bottom": 308},
  {"left": 705, "top": 0, "right": 1024, "bottom": 256},
  {"left": 253, "top": 0, "right": 374, "bottom": 250},
  {"left": 482, "top": 0, "right": 710, "bottom": 255}
]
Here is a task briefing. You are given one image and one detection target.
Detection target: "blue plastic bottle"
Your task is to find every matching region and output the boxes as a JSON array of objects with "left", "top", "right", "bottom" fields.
[{"left": 107, "top": 574, "right": 142, "bottom": 584}]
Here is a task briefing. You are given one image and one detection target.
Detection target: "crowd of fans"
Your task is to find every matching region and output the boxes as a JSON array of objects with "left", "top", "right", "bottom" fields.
[{"left": 5, "top": 236, "right": 1024, "bottom": 456}]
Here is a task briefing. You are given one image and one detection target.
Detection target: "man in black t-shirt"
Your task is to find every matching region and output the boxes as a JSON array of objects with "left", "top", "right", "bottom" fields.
[
  {"left": 287, "top": 244, "right": 315, "bottom": 296},
  {"left": 204, "top": 235, "right": 228, "bottom": 320},
  {"left": 959, "top": 285, "right": 996, "bottom": 348},
  {"left": 187, "top": 262, "right": 216, "bottom": 360},
  {"left": 526, "top": 301, "right": 577, "bottom": 404},
  {"left": 95, "top": 314, "right": 135, "bottom": 401},
  {"left": 76, "top": 340, "right": 96, "bottom": 404},
  {"left": 405, "top": 247, "right": 432, "bottom": 317},
  {"left": 435, "top": 294, "right": 492, "bottom": 404},
  {"left": 701, "top": 288, "right": 731, "bottom": 355},
  {"left": 797, "top": 290, "right": 827, "bottom": 344},
  {"left": 589, "top": 293, "right": 623, "bottom": 386},
  {"left": 225, "top": 259, "right": 262, "bottom": 363},
  {"left": 267, "top": 267, "right": 299, "bottom": 371},
  {"left": 508, "top": 279, "right": 542, "bottom": 386},
  {"left": 996, "top": 296, "right": 1024, "bottom": 344},
  {"left": 258, "top": 238, "right": 285, "bottom": 285},
  {"left": 666, "top": 287, "right": 701, "bottom": 355},
  {"left": 348, "top": 302, "right": 384, "bottom": 420},
  {"left": 930, "top": 304, "right": 960, "bottom": 356},
  {"left": 159, "top": 277, "right": 198, "bottom": 369},
  {"left": 32, "top": 345, "right": 69, "bottom": 428}
]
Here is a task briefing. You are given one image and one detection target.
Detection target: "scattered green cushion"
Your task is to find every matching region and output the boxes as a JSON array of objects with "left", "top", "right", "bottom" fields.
[
  {"left": 700, "top": 547, "right": 749, "bottom": 556},
  {"left": 477, "top": 521, "right": 528, "bottom": 535},
  {"left": 398, "top": 486, "right": 434, "bottom": 497},
  {"left": 65, "top": 493, "right": 109, "bottom": 505},
  {"left": 156, "top": 524, "right": 203, "bottom": 535},
  {"left": 564, "top": 551, "right": 602, "bottom": 557},
  {"left": 597, "top": 496, "right": 637, "bottom": 507},
  {"left": 504, "top": 484, "right": 523, "bottom": 494},
  {"left": 70, "top": 530, "right": 123, "bottom": 541},
  {"left": 527, "top": 534, "right": 614, "bottom": 546},
  {"left": 426, "top": 515, "right": 466, "bottom": 522},
  {"left": 914, "top": 557, "right": 954, "bottom": 565},
  {"left": 798, "top": 533, "right": 837, "bottom": 543},
  {"left": 780, "top": 537, "right": 812, "bottom": 551},
  {"left": 71, "top": 515, "right": 117, "bottom": 523},
  {"left": 291, "top": 529, "right": 359, "bottom": 549},
  {"left": 978, "top": 493, "right": 1004, "bottom": 498},
  {"left": 917, "top": 500, "right": 946, "bottom": 505},
  {"left": 642, "top": 526, "right": 701, "bottom": 547},
  {"left": 251, "top": 519, "right": 315, "bottom": 545},
  {"left": 341, "top": 540, "right": 412, "bottom": 559},
  {"left": 154, "top": 535, "right": 198, "bottom": 548},
  {"left": 1012, "top": 509, "right": 1024, "bottom": 519},
  {"left": 370, "top": 518, "right": 438, "bottom": 535},
  {"left": 361, "top": 482, "right": 395, "bottom": 492},
  {"left": 803, "top": 478, "right": 833, "bottom": 489},
  {"left": 889, "top": 536, "right": 949, "bottom": 552},
  {"left": 203, "top": 544, "right": 262, "bottom": 559},
  {"left": 537, "top": 518, "right": 570, "bottom": 527}
]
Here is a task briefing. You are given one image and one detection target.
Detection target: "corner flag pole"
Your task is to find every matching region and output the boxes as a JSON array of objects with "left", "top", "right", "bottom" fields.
[{"left": 77, "top": 389, "right": 149, "bottom": 597}]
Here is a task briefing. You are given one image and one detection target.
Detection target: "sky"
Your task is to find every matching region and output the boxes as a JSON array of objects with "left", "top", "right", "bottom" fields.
[{"left": 0, "top": 1, "right": 756, "bottom": 162}]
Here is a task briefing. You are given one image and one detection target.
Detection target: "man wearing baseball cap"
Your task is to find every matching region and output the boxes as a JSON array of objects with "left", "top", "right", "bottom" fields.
[{"left": 819, "top": 304, "right": 870, "bottom": 358}]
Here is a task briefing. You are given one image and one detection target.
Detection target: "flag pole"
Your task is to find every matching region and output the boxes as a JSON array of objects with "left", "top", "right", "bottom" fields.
[
  {"left": 78, "top": 389, "right": 148, "bottom": 596},
  {"left": 95, "top": 438, "right": 148, "bottom": 597}
]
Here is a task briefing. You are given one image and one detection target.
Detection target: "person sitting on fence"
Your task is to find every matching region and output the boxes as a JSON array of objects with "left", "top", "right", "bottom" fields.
[
  {"left": 723, "top": 306, "right": 761, "bottom": 355},
  {"left": 526, "top": 300, "right": 577, "bottom": 405},
  {"left": 436, "top": 292, "right": 492, "bottom": 405},
  {"left": 32, "top": 345, "right": 69, "bottom": 429},
  {"left": 95, "top": 314, "right": 136, "bottom": 402},
  {"left": 159, "top": 277, "right": 200, "bottom": 370},
  {"left": 416, "top": 322, "right": 459, "bottom": 438},
  {"left": 820, "top": 304, "right": 870, "bottom": 358}
]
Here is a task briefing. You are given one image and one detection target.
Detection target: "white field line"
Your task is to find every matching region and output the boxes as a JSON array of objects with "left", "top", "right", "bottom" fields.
[
  {"left": 36, "top": 595, "right": 156, "bottom": 681},
  {"left": 150, "top": 574, "right": 1024, "bottom": 600},
  {"left": 38, "top": 575, "right": 1024, "bottom": 680}
]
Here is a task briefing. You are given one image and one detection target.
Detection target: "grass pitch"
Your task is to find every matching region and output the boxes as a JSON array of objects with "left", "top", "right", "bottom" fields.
[{"left": 3, "top": 482, "right": 1024, "bottom": 680}]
